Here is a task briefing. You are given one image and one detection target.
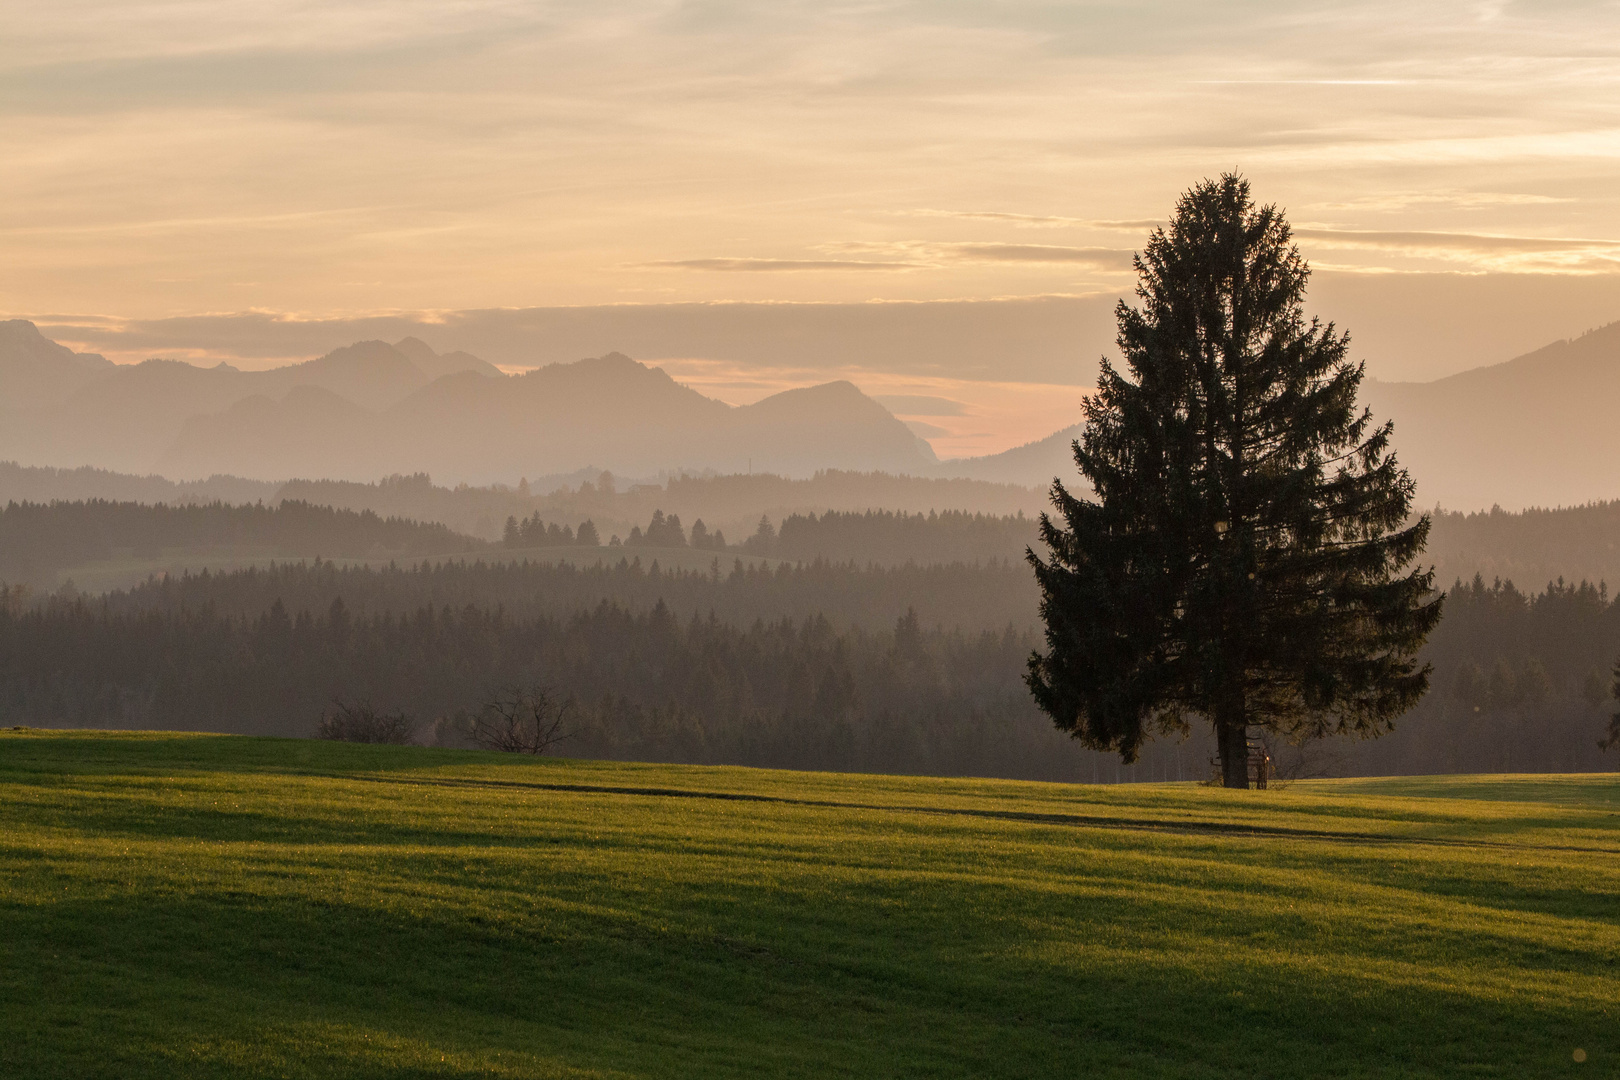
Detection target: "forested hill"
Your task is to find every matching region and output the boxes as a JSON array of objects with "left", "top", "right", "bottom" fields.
[
  {"left": 80, "top": 556, "right": 1039, "bottom": 635},
  {"left": 1425, "top": 502, "right": 1620, "bottom": 591},
  {"left": 283, "top": 469, "right": 1046, "bottom": 543},
  {"left": 755, "top": 509, "right": 1037, "bottom": 565},
  {"left": 3, "top": 564, "right": 1614, "bottom": 778},
  {"left": 0, "top": 500, "right": 482, "bottom": 588},
  {"left": 0, "top": 460, "right": 277, "bottom": 507}
]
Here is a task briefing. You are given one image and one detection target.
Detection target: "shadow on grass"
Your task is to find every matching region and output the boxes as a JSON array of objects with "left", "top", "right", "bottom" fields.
[{"left": 0, "top": 868, "right": 1607, "bottom": 1080}]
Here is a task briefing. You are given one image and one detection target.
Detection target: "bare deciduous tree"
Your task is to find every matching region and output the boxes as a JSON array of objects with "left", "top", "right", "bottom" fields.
[
  {"left": 316, "top": 700, "right": 416, "bottom": 744},
  {"left": 473, "top": 687, "right": 574, "bottom": 754}
]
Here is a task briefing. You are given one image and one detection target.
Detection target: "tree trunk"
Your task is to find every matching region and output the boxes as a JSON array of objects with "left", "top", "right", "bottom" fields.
[{"left": 1217, "top": 721, "right": 1250, "bottom": 789}]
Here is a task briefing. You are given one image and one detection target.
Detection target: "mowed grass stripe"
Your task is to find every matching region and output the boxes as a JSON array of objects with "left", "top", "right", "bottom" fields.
[{"left": 1, "top": 730, "right": 1615, "bottom": 1079}]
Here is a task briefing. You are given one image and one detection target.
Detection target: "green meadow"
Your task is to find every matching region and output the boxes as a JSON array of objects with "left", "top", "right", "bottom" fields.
[{"left": 1, "top": 731, "right": 1615, "bottom": 1078}]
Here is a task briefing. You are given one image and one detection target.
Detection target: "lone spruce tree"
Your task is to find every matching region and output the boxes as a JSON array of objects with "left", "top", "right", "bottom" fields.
[{"left": 1027, "top": 175, "right": 1442, "bottom": 788}]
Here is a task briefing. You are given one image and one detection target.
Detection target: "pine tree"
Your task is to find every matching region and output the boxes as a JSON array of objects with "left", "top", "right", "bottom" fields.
[{"left": 1027, "top": 175, "right": 1443, "bottom": 788}]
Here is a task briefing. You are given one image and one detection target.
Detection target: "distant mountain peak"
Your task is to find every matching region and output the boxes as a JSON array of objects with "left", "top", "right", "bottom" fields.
[
  {"left": 523, "top": 351, "right": 682, "bottom": 387},
  {"left": 573, "top": 351, "right": 649, "bottom": 373},
  {"left": 391, "top": 336, "right": 502, "bottom": 380},
  {"left": 0, "top": 319, "right": 113, "bottom": 381}
]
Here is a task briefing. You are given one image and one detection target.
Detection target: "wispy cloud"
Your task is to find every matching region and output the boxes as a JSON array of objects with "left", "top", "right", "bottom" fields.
[
  {"left": 1295, "top": 227, "right": 1620, "bottom": 254},
  {"left": 637, "top": 258, "right": 924, "bottom": 272},
  {"left": 1194, "top": 79, "right": 1411, "bottom": 86},
  {"left": 7, "top": 0, "right": 1620, "bottom": 319},
  {"left": 1293, "top": 226, "right": 1620, "bottom": 273},
  {"left": 874, "top": 394, "right": 968, "bottom": 416},
  {"left": 827, "top": 240, "right": 1136, "bottom": 270},
  {"left": 906, "top": 210, "right": 1160, "bottom": 231},
  {"left": 938, "top": 243, "right": 1137, "bottom": 269},
  {"left": 643, "top": 243, "right": 1136, "bottom": 273},
  {"left": 1313, "top": 191, "right": 1571, "bottom": 212}
]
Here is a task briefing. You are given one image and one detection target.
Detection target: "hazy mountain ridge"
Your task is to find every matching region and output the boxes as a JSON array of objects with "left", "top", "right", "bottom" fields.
[
  {"left": 1, "top": 332, "right": 498, "bottom": 472},
  {"left": 0, "top": 320, "right": 114, "bottom": 407},
  {"left": 0, "top": 498, "right": 485, "bottom": 591},
  {"left": 935, "top": 424, "right": 1083, "bottom": 487},
  {"left": 1, "top": 324, "right": 937, "bottom": 483},
  {"left": 0, "top": 461, "right": 279, "bottom": 506},
  {"left": 1361, "top": 319, "right": 1620, "bottom": 511},
  {"left": 10, "top": 317, "right": 1620, "bottom": 506}
]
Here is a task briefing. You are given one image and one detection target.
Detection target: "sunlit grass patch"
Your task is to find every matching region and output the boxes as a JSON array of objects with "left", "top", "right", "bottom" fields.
[{"left": 1, "top": 730, "right": 1615, "bottom": 1078}]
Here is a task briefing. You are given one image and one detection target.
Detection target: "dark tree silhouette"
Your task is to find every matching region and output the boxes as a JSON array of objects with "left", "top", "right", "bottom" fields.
[
  {"left": 1603, "top": 659, "right": 1620, "bottom": 752},
  {"left": 316, "top": 700, "right": 415, "bottom": 744},
  {"left": 473, "top": 686, "right": 575, "bottom": 754},
  {"left": 1027, "top": 175, "right": 1443, "bottom": 788}
]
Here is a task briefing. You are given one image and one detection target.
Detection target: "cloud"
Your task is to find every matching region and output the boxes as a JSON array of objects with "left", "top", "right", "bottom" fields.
[
  {"left": 641, "top": 243, "right": 1138, "bottom": 274},
  {"left": 906, "top": 210, "right": 1160, "bottom": 231},
  {"left": 636, "top": 258, "right": 924, "bottom": 272},
  {"left": 903, "top": 419, "right": 953, "bottom": 438},
  {"left": 937, "top": 243, "right": 1137, "bottom": 269},
  {"left": 25, "top": 295, "right": 1123, "bottom": 384},
  {"left": 1313, "top": 191, "right": 1571, "bottom": 212},
  {"left": 1292, "top": 226, "right": 1620, "bottom": 274},
  {"left": 1295, "top": 227, "right": 1620, "bottom": 254},
  {"left": 825, "top": 240, "right": 1137, "bottom": 270},
  {"left": 874, "top": 394, "right": 968, "bottom": 416},
  {"left": 8, "top": 0, "right": 1620, "bottom": 321}
]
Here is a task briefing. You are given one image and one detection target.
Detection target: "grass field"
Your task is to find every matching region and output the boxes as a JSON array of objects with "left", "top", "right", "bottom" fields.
[{"left": 1, "top": 731, "right": 1615, "bottom": 1078}]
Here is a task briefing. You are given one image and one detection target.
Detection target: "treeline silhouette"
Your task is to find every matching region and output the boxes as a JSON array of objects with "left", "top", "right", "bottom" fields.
[
  {"left": 501, "top": 506, "right": 1037, "bottom": 565},
  {"left": 743, "top": 509, "right": 1037, "bottom": 564},
  {"left": 1, "top": 561, "right": 1616, "bottom": 777},
  {"left": 0, "top": 597, "right": 1100, "bottom": 781},
  {"left": 505, "top": 509, "right": 722, "bottom": 551},
  {"left": 0, "top": 499, "right": 482, "bottom": 588},
  {"left": 17, "top": 459, "right": 1620, "bottom": 586},
  {"left": 504, "top": 512, "right": 602, "bottom": 548},
  {"left": 78, "top": 556, "right": 1040, "bottom": 634},
  {"left": 280, "top": 468, "right": 1046, "bottom": 542},
  {"left": 1346, "top": 574, "right": 1617, "bottom": 775},
  {"left": 1425, "top": 501, "right": 1620, "bottom": 592},
  {"left": 0, "top": 460, "right": 276, "bottom": 506}
]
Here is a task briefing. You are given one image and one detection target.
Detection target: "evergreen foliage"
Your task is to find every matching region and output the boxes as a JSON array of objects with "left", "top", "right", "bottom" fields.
[
  {"left": 0, "top": 498, "right": 480, "bottom": 587},
  {"left": 1028, "top": 175, "right": 1442, "bottom": 787},
  {"left": 504, "top": 512, "right": 594, "bottom": 548},
  {"left": 71, "top": 555, "right": 1039, "bottom": 634},
  {"left": 1, "top": 565, "right": 1615, "bottom": 777},
  {"left": 0, "top": 597, "right": 1057, "bottom": 779},
  {"left": 750, "top": 509, "right": 1036, "bottom": 566}
]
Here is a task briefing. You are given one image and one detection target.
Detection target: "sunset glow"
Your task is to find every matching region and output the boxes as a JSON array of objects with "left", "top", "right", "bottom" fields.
[{"left": 6, "top": 2, "right": 1620, "bottom": 454}]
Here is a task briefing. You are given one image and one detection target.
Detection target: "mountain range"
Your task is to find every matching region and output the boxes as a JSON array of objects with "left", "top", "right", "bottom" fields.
[
  {"left": 5, "top": 317, "right": 1620, "bottom": 507},
  {"left": 0, "top": 321, "right": 942, "bottom": 484}
]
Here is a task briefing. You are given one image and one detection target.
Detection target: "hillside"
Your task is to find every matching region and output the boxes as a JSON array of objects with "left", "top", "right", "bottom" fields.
[
  {"left": 0, "top": 461, "right": 278, "bottom": 506},
  {"left": 1361, "top": 320, "right": 1620, "bottom": 511},
  {"left": 0, "top": 499, "right": 483, "bottom": 590},
  {"left": 941, "top": 320, "right": 1620, "bottom": 508},
  {"left": 4, "top": 731, "right": 1615, "bottom": 1078},
  {"left": 936, "top": 423, "right": 1083, "bottom": 487}
]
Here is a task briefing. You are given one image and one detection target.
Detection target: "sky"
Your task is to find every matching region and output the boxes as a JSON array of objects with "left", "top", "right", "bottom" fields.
[{"left": 5, "top": 1, "right": 1620, "bottom": 457}]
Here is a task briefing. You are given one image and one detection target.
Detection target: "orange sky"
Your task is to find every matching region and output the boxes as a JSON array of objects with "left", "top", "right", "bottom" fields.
[{"left": 6, "top": 2, "right": 1620, "bottom": 457}]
